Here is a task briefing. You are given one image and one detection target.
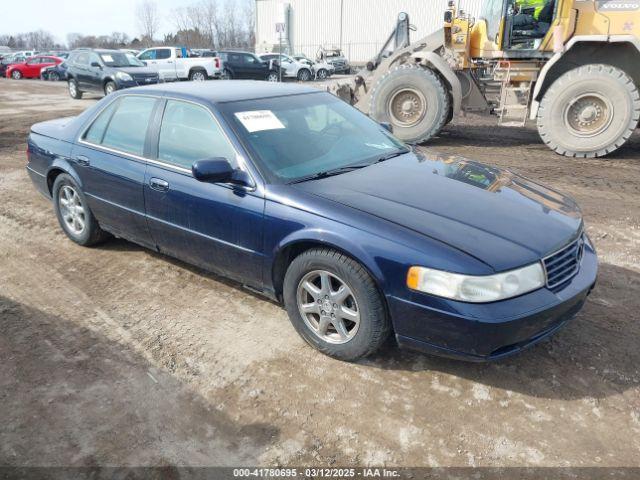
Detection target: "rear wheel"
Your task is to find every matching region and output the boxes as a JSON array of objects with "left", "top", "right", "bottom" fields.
[
  {"left": 68, "top": 79, "right": 82, "bottom": 99},
  {"left": 316, "top": 68, "right": 328, "bottom": 80},
  {"left": 369, "top": 63, "right": 450, "bottom": 144},
  {"left": 266, "top": 71, "right": 279, "bottom": 82},
  {"left": 537, "top": 64, "right": 640, "bottom": 158},
  {"left": 222, "top": 68, "right": 233, "bottom": 80},
  {"left": 104, "top": 81, "right": 117, "bottom": 96},
  {"left": 52, "top": 174, "right": 109, "bottom": 247},
  {"left": 49, "top": 71, "right": 60, "bottom": 81},
  {"left": 189, "top": 69, "right": 207, "bottom": 81},
  {"left": 283, "top": 248, "right": 390, "bottom": 361},
  {"left": 11, "top": 70, "right": 22, "bottom": 79}
]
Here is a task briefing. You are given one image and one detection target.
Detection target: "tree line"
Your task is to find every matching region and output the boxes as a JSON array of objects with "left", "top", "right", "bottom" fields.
[{"left": 0, "top": 0, "right": 255, "bottom": 51}]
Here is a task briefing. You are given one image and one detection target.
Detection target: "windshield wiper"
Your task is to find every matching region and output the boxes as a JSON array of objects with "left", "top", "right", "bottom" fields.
[
  {"left": 289, "top": 164, "right": 370, "bottom": 184},
  {"left": 289, "top": 148, "right": 410, "bottom": 184}
]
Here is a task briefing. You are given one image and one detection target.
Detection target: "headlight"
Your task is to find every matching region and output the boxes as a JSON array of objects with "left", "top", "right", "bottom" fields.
[
  {"left": 115, "top": 71, "right": 133, "bottom": 81},
  {"left": 407, "top": 262, "right": 545, "bottom": 303}
]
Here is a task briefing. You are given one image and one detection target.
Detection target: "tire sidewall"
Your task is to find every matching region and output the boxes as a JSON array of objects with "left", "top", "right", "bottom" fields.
[
  {"left": 68, "top": 79, "right": 81, "bottom": 99},
  {"left": 537, "top": 65, "right": 639, "bottom": 156},
  {"left": 12, "top": 70, "right": 22, "bottom": 79},
  {"left": 104, "top": 81, "right": 116, "bottom": 96},
  {"left": 53, "top": 174, "right": 95, "bottom": 246},
  {"left": 317, "top": 69, "right": 328, "bottom": 79},
  {"left": 370, "top": 65, "right": 449, "bottom": 143},
  {"left": 283, "top": 251, "right": 387, "bottom": 360}
]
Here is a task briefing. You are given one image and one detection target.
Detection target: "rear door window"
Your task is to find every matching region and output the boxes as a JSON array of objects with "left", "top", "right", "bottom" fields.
[
  {"left": 89, "top": 96, "right": 157, "bottom": 156},
  {"left": 156, "top": 49, "right": 171, "bottom": 60},
  {"left": 158, "top": 100, "right": 237, "bottom": 169}
]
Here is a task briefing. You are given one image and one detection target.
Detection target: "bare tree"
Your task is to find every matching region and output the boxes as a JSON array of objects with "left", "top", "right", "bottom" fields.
[{"left": 136, "top": 0, "right": 160, "bottom": 46}]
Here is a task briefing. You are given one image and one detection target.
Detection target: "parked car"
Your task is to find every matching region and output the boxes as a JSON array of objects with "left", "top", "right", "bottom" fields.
[
  {"left": 41, "top": 60, "right": 69, "bottom": 81},
  {"left": 258, "top": 53, "right": 314, "bottom": 81},
  {"left": 215, "top": 51, "right": 279, "bottom": 81},
  {"left": 137, "top": 46, "right": 221, "bottom": 81},
  {"left": 292, "top": 54, "right": 335, "bottom": 80},
  {"left": 5, "top": 55, "right": 63, "bottom": 79},
  {"left": 66, "top": 49, "right": 159, "bottom": 98},
  {"left": 0, "top": 55, "right": 26, "bottom": 77},
  {"left": 317, "top": 45, "right": 351, "bottom": 74},
  {"left": 26, "top": 81, "right": 597, "bottom": 362}
]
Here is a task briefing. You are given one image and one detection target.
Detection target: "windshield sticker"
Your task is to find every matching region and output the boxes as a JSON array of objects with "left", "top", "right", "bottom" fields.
[
  {"left": 101, "top": 54, "right": 114, "bottom": 63},
  {"left": 235, "top": 110, "right": 285, "bottom": 132}
]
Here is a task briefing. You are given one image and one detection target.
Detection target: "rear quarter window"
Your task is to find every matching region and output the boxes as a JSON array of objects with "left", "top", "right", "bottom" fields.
[{"left": 84, "top": 96, "right": 157, "bottom": 156}]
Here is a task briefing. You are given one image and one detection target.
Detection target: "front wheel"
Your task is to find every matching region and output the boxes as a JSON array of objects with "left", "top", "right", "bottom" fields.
[
  {"left": 369, "top": 64, "right": 450, "bottom": 144},
  {"left": 49, "top": 71, "right": 60, "bottom": 81},
  {"left": 104, "top": 81, "right": 117, "bottom": 96},
  {"left": 316, "top": 68, "right": 328, "bottom": 80},
  {"left": 537, "top": 64, "right": 640, "bottom": 158},
  {"left": 52, "top": 174, "right": 109, "bottom": 246},
  {"left": 68, "top": 79, "right": 82, "bottom": 99},
  {"left": 283, "top": 248, "right": 390, "bottom": 361},
  {"left": 11, "top": 70, "right": 22, "bottom": 79},
  {"left": 297, "top": 68, "right": 312, "bottom": 82}
]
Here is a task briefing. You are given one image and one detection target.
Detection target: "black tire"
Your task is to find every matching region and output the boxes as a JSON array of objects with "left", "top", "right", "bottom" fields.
[
  {"left": 266, "top": 71, "right": 279, "bottom": 82},
  {"left": 104, "top": 81, "right": 117, "bottom": 96},
  {"left": 283, "top": 248, "right": 390, "bottom": 361},
  {"left": 369, "top": 63, "right": 450, "bottom": 144},
  {"left": 537, "top": 64, "right": 640, "bottom": 158},
  {"left": 49, "top": 71, "right": 60, "bottom": 82},
  {"left": 52, "top": 174, "right": 109, "bottom": 247},
  {"left": 297, "top": 68, "right": 312, "bottom": 82},
  {"left": 189, "top": 69, "right": 207, "bottom": 81},
  {"left": 223, "top": 68, "right": 233, "bottom": 80},
  {"left": 316, "top": 68, "right": 328, "bottom": 80},
  {"left": 11, "top": 70, "right": 22, "bottom": 80},
  {"left": 68, "top": 79, "right": 82, "bottom": 99}
]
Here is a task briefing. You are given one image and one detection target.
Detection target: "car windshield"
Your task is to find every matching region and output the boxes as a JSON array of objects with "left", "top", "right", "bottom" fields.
[
  {"left": 220, "top": 92, "right": 408, "bottom": 183},
  {"left": 99, "top": 52, "right": 143, "bottom": 67}
]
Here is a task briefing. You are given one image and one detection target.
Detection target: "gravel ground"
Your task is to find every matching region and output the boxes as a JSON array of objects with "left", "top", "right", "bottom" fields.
[{"left": 1, "top": 79, "right": 639, "bottom": 471}]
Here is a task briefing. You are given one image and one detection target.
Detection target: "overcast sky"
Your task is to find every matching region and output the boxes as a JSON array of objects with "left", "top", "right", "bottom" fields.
[{"left": 0, "top": 0, "right": 215, "bottom": 44}]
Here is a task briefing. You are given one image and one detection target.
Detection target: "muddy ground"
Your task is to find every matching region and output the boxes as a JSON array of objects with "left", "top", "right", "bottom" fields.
[{"left": 1, "top": 79, "right": 639, "bottom": 471}]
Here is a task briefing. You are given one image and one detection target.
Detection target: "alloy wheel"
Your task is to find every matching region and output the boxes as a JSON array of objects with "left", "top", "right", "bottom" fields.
[
  {"left": 296, "top": 270, "right": 360, "bottom": 344},
  {"left": 191, "top": 71, "right": 206, "bottom": 81},
  {"left": 58, "top": 185, "right": 86, "bottom": 236}
]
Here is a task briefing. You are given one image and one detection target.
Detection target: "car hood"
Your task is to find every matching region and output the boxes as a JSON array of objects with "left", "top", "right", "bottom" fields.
[{"left": 293, "top": 150, "right": 582, "bottom": 271}]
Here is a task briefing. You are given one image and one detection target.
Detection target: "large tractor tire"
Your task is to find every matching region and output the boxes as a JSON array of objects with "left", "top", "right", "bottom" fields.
[
  {"left": 369, "top": 64, "right": 450, "bottom": 144},
  {"left": 537, "top": 64, "right": 640, "bottom": 158}
]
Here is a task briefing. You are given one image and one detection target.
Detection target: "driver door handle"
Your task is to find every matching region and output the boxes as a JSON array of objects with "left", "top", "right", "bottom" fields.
[
  {"left": 75, "top": 155, "right": 90, "bottom": 166},
  {"left": 149, "top": 177, "right": 169, "bottom": 192}
]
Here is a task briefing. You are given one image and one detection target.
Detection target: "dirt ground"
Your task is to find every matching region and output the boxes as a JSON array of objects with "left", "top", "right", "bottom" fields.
[{"left": 1, "top": 79, "right": 639, "bottom": 471}]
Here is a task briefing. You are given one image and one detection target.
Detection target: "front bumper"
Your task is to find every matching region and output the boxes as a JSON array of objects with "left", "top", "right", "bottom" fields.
[
  {"left": 117, "top": 77, "right": 160, "bottom": 89},
  {"left": 389, "top": 244, "right": 598, "bottom": 361}
]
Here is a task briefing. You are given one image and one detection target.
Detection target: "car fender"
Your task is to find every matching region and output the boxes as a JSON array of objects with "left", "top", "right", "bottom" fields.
[
  {"left": 47, "top": 156, "right": 83, "bottom": 193},
  {"left": 272, "top": 227, "right": 387, "bottom": 291}
]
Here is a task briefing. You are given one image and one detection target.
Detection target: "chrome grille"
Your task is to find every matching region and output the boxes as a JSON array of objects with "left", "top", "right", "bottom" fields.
[{"left": 543, "top": 234, "right": 585, "bottom": 289}]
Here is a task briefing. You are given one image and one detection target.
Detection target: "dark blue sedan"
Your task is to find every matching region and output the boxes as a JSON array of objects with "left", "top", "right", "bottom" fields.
[{"left": 26, "top": 81, "right": 597, "bottom": 362}]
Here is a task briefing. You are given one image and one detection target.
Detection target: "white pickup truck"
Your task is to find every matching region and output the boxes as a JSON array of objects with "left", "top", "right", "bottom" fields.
[{"left": 137, "top": 47, "right": 222, "bottom": 81}]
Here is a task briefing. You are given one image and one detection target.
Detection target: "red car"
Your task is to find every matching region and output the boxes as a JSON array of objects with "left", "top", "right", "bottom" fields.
[{"left": 6, "top": 56, "right": 63, "bottom": 79}]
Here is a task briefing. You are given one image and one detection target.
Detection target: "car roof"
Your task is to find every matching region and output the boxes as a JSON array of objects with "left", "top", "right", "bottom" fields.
[{"left": 126, "top": 80, "right": 320, "bottom": 104}]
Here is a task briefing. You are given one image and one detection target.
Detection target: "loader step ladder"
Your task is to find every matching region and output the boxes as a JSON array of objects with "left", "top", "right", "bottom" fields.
[{"left": 495, "top": 62, "right": 535, "bottom": 127}]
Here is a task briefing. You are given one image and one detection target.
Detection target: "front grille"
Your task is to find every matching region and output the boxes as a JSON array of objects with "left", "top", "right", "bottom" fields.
[
  {"left": 543, "top": 234, "right": 585, "bottom": 289},
  {"left": 132, "top": 74, "right": 158, "bottom": 84}
]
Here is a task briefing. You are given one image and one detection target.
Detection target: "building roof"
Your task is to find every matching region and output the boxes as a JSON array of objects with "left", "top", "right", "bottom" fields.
[{"left": 131, "top": 80, "right": 320, "bottom": 104}]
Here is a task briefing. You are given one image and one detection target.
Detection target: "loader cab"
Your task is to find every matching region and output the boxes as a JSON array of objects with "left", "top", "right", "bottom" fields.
[{"left": 471, "top": 0, "right": 559, "bottom": 57}]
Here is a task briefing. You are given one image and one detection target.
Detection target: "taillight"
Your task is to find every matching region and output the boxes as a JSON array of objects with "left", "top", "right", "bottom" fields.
[{"left": 215, "top": 58, "right": 220, "bottom": 69}]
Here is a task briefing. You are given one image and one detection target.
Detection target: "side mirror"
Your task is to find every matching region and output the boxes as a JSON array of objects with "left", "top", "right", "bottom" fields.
[
  {"left": 380, "top": 122, "right": 394, "bottom": 133},
  {"left": 90, "top": 61, "right": 102, "bottom": 68},
  {"left": 192, "top": 158, "right": 251, "bottom": 187}
]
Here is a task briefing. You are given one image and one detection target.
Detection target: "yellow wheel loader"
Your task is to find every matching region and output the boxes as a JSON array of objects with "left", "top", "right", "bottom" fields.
[{"left": 335, "top": 0, "right": 640, "bottom": 158}]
